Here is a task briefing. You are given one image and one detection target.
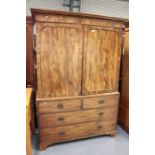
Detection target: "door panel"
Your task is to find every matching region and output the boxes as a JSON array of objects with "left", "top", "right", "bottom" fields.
[
  {"left": 82, "top": 25, "right": 122, "bottom": 95},
  {"left": 36, "top": 23, "right": 82, "bottom": 98}
]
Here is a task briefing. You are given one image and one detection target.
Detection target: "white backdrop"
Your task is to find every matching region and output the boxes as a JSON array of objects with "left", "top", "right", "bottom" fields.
[{"left": 26, "top": 0, "right": 129, "bottom": 18}]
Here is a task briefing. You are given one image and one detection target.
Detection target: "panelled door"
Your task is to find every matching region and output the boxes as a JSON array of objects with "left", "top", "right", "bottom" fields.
[
  {"left": 36, "top": 23, "right": 83, "bottom": 98},
  {"left": 82, "top": 25, "right": 122, "bottom": 95}
]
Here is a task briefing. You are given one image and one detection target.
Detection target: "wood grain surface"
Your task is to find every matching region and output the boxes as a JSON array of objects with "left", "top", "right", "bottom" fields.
[
  {"left": 36, "top": 23, "right": 82, "bottom": 98},
  {"left": 82, "top": 25, "right": 122, "bottom": 95},
  {"left": 39, "top": 119, "right": 117, "bottom": 145},
  {"left": 118, "top": 24, "right": 129, "bottom": 133},
  {"left": 36, "top": 92, "right": 119, "bottom": 101},
  {"left": 83, "top": 93, "right": 119, "bottom": 109},
  {"left": 26, "top": 88, "right": 32, "bottom": 155},
  {"left": 37, "top": 93, "right": 119, "bottom": 113},
  {"left": 37, "top": 98, "right": 81, "bottom": 113},
  {"left": 32, "top": 9, "right": 124, "bottom": 150},
  {"left": 38, "top": 108, "right": 118, "bottom": 128},
  {"left": 35, "top": 14, "right": 81, "bottom": 24},
  {"left": 26, "top": 17, "right": 34, "bottom": 87}
]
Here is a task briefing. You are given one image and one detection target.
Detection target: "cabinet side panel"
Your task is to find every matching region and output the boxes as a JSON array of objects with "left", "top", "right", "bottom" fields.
[
  {"left": 118, "top": 29, "right": 129, "bottom": 132},
  {"left": 26, "top": 17, "right": 34, "bottom": 87}
]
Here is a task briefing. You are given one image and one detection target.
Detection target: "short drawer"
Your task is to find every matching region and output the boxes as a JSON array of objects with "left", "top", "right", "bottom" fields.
[
  {"left": 83, "top": 94, "right": 119, "bottom": 109},
  {"left": 40, "top": 120, "right": 116, "bottom": 143},
  {"left": 38, "top": 108, "right": 118, "bottom": 128},
  {"left": 37, "top": 99, "right": 81, "bottom": 113}
]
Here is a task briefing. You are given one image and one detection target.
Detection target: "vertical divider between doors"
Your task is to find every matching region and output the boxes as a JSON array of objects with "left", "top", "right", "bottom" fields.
[{"left": 80, "top": 25, "right": 85, "bottom": 96}]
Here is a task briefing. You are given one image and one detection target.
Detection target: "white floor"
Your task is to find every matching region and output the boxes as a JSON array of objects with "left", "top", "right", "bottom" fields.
[{"left": 32, "top": 126, "right": 129, "bottom": 155}]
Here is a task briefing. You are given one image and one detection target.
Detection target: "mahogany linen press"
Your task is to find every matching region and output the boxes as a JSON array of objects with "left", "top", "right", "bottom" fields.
[{"left": 31, "top": 8, "right": 125, "bottom": 150}]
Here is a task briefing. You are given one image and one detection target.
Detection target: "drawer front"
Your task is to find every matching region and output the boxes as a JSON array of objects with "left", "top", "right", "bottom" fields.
[
  {"left": 35, "top": 14, "right": 81, "bottom": 24},
  {"left": 40, "top": 120, "right": 116, "bottom": 143},
  {"left": 38, "top": 108, "right": 118, "bottom": 128},
  {"left": 83, "top": 94, "right": 119, "bottom": 109},
  {"left": 37, "top": 99, "right": 81, "bottom": 113}
]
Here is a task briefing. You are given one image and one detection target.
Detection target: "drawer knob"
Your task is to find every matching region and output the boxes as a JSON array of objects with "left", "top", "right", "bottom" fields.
[
  {"left": 58, "top": 117, "right": 64, "bottom": 121},
  {"left": 97, "top": 125, "right": 103, "bottom": 130},
  {"left": 58, "top": 131, "right": 65, "bottom": 136},
  {"left": 98, "top": 112, "right": 104, "bottom": 116},
  {"left": 57, "top": 103, "right": 64, "bottom": 109},
  {"left": 99, "top": 100, "right": 104, "bottom": 104},
  {"left": 45, "top": 15, "right": 48, "bottom": 18}
]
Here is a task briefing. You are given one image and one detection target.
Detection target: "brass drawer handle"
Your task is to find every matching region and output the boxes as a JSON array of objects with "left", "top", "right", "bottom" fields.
[
  {"left": 98, "top": 112, "right": 104, "bottom": 116},
  {"left": 99, "top": 100, "right": 104, "bottom": 104},
  {"left": 58, "top": 131, "right": 65, "bottom": 136},
  {"left": 57, "top": 103, "right": 64, "bottom": 109},
  {"left": 58, "top": 117, "right": 64, "bottom": 121},
  {"left": 97, "top": 125, "right": 103, "bottom": 130}
]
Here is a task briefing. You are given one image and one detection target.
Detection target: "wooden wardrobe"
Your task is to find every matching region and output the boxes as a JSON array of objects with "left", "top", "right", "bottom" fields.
[{"left": 31, "top": 8, "right": 125, "bottom": 150}]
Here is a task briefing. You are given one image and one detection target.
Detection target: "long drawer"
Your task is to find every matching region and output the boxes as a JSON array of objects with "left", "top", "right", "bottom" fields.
[
  {"left": 40, "top": 120, "right": 116, "bottom": 144},
  {"left": 37, "top": 99, "right": 81, "bottom": 113},
  {"left": 38, "top": 107, "right": 118, "bottom": 128},
  {"left": 83, "top": 93, "right": 119, "bottom": 109}
]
